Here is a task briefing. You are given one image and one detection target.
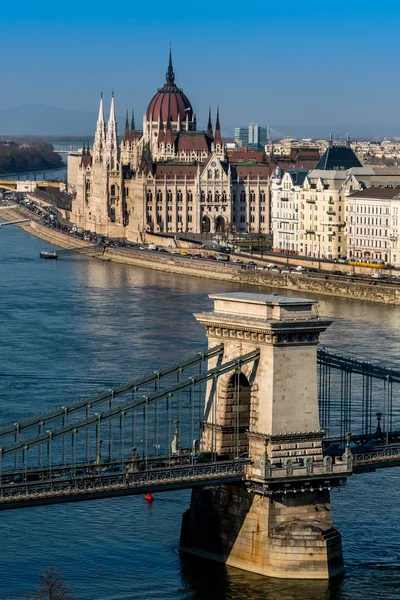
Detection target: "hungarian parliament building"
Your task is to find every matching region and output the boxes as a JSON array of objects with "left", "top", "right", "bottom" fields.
[{"left": 69, "top": 52, "right": 317, "bottom": 242}]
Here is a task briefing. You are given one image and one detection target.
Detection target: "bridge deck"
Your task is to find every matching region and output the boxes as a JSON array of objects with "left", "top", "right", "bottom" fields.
[{"left": 0, "top": 461, "right": 245, "bottom": 511}]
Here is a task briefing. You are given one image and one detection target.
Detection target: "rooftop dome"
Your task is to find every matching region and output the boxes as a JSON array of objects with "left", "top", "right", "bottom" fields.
[{"left": 146, "top": 51, "right": 193, "bottom": 123}]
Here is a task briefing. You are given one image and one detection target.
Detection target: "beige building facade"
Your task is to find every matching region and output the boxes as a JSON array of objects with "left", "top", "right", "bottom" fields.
[
  {"left": 70, "top": 53, "right": 271, "bottom": 242},
  {"left": 271, "top": 141, "right": 400, "bottom": 259}
]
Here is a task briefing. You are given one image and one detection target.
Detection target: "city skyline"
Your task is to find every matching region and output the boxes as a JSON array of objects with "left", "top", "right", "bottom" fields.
[{"left": 2, "top": 0, "right": 400, "bottom": 132}]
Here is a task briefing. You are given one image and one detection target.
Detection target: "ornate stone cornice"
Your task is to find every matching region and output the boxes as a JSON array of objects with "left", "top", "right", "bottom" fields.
[{"left": 200, "top": 321, "right": 325, "bottom": 345}]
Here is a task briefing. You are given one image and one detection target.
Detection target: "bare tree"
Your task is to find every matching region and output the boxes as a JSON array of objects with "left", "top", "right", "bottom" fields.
[{"left": 26, "top": 566, "right": 74, "bottom": 600}]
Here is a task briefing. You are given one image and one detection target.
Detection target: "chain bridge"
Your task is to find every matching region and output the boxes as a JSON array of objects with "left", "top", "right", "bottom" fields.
[{"left": 1, "top": 292, "right": 400, "bottom": 580}]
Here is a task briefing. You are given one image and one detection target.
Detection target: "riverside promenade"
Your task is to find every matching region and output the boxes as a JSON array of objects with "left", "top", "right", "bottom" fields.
[{"left": 1, "top": 201, "right": 400, "bottom": 305}]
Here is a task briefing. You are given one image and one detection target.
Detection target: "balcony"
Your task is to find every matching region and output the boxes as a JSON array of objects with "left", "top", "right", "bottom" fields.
[
  {"left": 306, "top": 199, "right": 316, "bottom": 204},
  {"left": 327, "top": 210, "right": 336, "bottom": 215}
]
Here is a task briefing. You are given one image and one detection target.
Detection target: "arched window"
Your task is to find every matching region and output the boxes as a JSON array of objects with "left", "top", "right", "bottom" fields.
[
  {"left": 187, "top": 190, "right": 193, "bottom": 202},
  {"left": 110, "top": 184, "right": 116, "bottom": 196},
  {"left": 177, "top": 190, "right": 183, "bottom": 202},
  {"left": 167, "top": 190, "right": 172, "bottom": 202},
  {"left": 240, "top": 191, "right": 246, "bottom": 203},
  {"left": 200, "top": 190, "right": 205, "bottom": 202},
  {"left": 260, "top": 191, "right": 265, "bottom": 203},
  {"left": 250, "top": 190, "right": 255, "bottom": 202},
  {"left": 207, "top": 191, "right": 213, "bottom": 202},
  {"left": 146, "top": 191, "right": 153, "bottom": 203},
  {"left": 156, "top": 190, "right": 163, "bottom": 202},
  {"left": 215, "top": 191, "right": 220, "bottom": 202},
  {"left": 208, "top": 169, "right": 212, "bottom": 179},
  {"left": 214, "top": 169, "right": 219, "bottom": 179}
]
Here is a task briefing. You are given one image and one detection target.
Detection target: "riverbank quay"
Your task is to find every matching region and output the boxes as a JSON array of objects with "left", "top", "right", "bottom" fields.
[{"left": 1, "top": 201, "right": 400, "bottom": 304}]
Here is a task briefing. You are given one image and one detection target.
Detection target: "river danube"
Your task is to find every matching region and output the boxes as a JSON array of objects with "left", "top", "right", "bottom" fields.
[{"left": 0, "top": 224, "right": 399, "bottom": 600}]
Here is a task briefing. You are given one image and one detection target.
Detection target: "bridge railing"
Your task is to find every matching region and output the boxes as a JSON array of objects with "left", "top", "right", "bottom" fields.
[{"left": 0, "top": 349, "right": 260, "bottom": 487}]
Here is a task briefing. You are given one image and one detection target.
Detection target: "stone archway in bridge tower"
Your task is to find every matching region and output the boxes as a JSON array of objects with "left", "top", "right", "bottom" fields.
[
  {"left": 210, "top": 371, "right": 252, "bottom": 457},
  {"left": 202, "top": 216, "right": 211, "bottom": 233}
]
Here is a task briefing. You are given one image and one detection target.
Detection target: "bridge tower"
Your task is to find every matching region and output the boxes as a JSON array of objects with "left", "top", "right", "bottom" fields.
[{"left": 180, "top": 292, "right": 352, "bottom": 579}]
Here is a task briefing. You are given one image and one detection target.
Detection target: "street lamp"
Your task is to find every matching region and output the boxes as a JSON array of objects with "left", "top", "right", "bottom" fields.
[
  {"left": 389, "top": 233, "right": 398, "bottom": 278},
  {"left": 315, "top": 233, "right": 321, "bottom": 270}
]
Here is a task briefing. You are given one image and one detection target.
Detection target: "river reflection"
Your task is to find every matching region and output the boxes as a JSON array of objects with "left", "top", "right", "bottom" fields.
[
  {"left": 179, "top": 554, "right": 340, "bottom": 600},
  {"left": 0, "top": 225, "right": 400, "bottom": 600}
]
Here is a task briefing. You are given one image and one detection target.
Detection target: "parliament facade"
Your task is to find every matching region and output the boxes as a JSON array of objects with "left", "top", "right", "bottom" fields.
[{"left": 70, "top": 52, "right": 271, "bottom": 241}]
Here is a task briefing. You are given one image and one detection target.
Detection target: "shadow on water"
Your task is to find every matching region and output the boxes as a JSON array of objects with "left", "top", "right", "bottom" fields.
[{"left": 178, "top": 553, "right": 343, "bottom": 600}]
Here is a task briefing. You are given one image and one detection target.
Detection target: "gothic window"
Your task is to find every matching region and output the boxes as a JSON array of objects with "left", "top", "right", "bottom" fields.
[
  {"left": 167, "top": 190, "right": 172, "bottom": 202},
  {"left": 240, "top": 191, "right": 246, "bottom": 203},
  {"left": 261, "top": 191, "right": 265, "bottom": 203},
  {"left": 146, "top": 191, "right": 153, "bottom": 203},
  {"left": 250, "top": 190, "right": 255, "bottom": 203},
  {"left": 214, "top": 169, "right": 219, "bottom": 179},
  {"left": 187, "top": 191, "right": 193, "bottom": 202},
  {"left": 201, "top": 191, "right": 205, "bottom": 202},
  {"left": 215, "top": 192, "right": 220, "bottom": 202},
  {"left": 110, "top": 184, "right": 116, "bottom": 196},
  {"left": 157, "top": 190, "right": 163, "bottom": 202},
  {"left": 222, "top": 192, "right": 226, "bottom": 201},
  {"left": 207, "top": 191, "right": 213, "bottom": 202},
  {"left": 177, "top": 190, "right": 183, "bottom": 202},
  {"left": 208, "top": 169, "right": 212, "bottom": 179}
]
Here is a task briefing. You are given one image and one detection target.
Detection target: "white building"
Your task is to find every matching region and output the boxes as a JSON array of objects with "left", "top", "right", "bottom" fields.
[
  {"left": 271, "top": 140, "right": 400, "bottom": 260},
  {"left": 270, "top": 167, "right": 309, "bottom": 254},
  {"left": 346, "top": 187, "right": 400, "bottom": 266}
]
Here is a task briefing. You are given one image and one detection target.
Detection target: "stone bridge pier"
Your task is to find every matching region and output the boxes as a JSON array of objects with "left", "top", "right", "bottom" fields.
[{"left": 180, "top": 292, "right": 352, "bottom": 579}]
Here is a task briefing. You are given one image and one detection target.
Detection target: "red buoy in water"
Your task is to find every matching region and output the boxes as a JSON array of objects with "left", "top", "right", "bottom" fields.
[{"left": 144, "top": 493, "right": 154, "bottom": 502}]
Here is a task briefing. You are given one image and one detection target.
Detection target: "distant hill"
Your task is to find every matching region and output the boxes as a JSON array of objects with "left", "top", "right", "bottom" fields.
[
  {"left": 1, "top": 103, "right": 400, "bottom": 140},
  {"left": 0, "top": 104, "right": 123, "bottom": 136}
]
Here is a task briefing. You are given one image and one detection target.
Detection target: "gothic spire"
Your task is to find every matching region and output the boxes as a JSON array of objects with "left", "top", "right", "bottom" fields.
[
  {"left": 124, "top": 110, "right": 130, "bottom": 142},
  {"left": 105, "top": 92, "right": 119, "bottom": 169},
  {"left": 207, "top": 106, "right": 212, "bottom": 134},
  {"left": 166, "top": 46, "right": 175, "bottom": 86},
  {"left": 93, "top": 93, "right": 106, "bottom": 162},
  {"left": 129, "top": 108, "right": 136, "bottom": 142},
  {"left": 214, "top": 106, "right": 222, "bottom": 146}
]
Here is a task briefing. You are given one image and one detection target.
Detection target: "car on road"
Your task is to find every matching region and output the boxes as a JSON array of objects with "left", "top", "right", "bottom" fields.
[{"left": 101, "top": 465, "right": 127, "bottom": 474}]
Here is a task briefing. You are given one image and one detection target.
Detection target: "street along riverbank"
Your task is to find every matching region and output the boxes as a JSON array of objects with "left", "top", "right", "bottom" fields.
[{"left": 2, "top": 202, "right": 400, "bottom": 305}]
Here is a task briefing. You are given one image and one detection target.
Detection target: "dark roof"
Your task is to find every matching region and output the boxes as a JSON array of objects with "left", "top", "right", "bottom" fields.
[
  {"left": 287, "top": 169, "right": 309, "bottom": 186},
  {"left": 289, "top": 147, "right": 320, "bottom": 162},
  {"left": 230, "top": 163, "right": 270, "bottom": 180},
  {"left": 348, "top": 187, "right": 400, "bottom": 200},
  {"left": 176, "top": 131, "right": 213, "bottom": 153},
  {"left": 315, "top": 144, "right": 362, "bottom": 170}
]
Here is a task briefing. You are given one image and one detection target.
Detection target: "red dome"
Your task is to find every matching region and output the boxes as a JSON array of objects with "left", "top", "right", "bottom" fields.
[{"left": 146, "top": 52, "right": 193, "bottom": 123}]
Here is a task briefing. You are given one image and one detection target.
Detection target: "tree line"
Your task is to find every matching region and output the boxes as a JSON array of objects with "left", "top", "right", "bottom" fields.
[{"left": 0, "top": 140, "right": 62, "bottom": 173}]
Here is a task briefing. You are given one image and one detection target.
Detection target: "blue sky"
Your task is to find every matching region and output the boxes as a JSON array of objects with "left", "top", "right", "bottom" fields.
[{"left": 2, "top": 0, "right": 400, "bottom": 131}]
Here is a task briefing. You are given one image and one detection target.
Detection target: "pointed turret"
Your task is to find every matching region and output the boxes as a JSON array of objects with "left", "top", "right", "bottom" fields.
[
  {"left": 214, "top": 106, "right": 222, "bottom": 147},
  {"left": 124, "top": 110, "right": 130, "bottom": 142},
  {"left": 346, "top": 133, "right": 351, "bottom": 149},
  {"left": 93, "top": 93, "right": 106, "bottom": 163},
  {"left": 207, "top": 106, "right": 213, "bottom": 134},
  {"left": 105, "top": 92, "right": 119, "bottom": 169},
  {"left": 166, "top": 46, "right": 175, "bottom": 86},
  {"left": 129, "top": 109, "right": 136, "bottom": 142}
]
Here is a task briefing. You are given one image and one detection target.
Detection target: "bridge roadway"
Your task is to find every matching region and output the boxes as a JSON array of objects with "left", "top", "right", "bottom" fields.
[
  {"left": 0, "top": 459, "right": 245, "bottom": 511},
  {"left": 1, "top": 445, "right": 399, "bottom": 511}
]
